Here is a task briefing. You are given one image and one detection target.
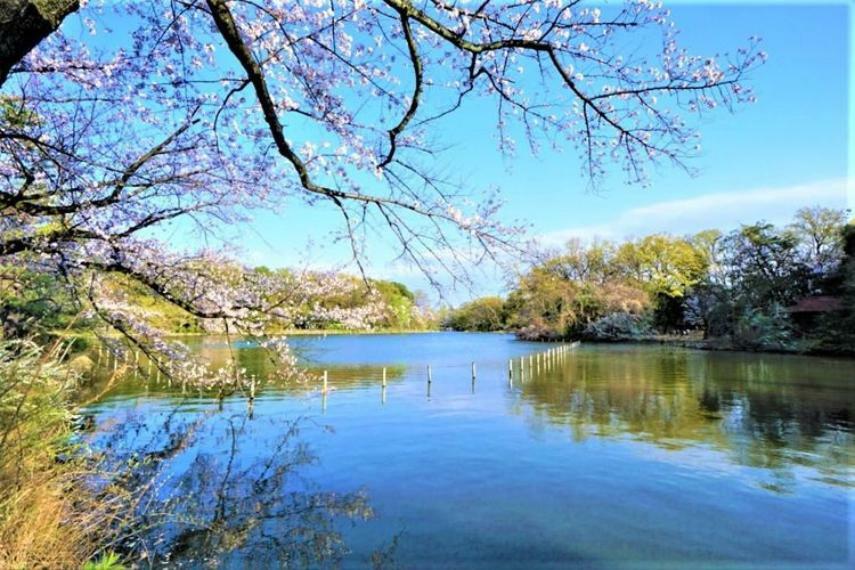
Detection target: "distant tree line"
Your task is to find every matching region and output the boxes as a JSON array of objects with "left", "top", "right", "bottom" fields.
[
  {"left": 0, "top": 263, "right": 434, "bottom": 340},
  {"left": 445, "top": 207, "right": 854, "bottom": 354}
]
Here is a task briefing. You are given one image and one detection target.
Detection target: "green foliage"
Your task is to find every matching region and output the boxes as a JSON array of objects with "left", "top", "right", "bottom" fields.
[
  {"left": 789, "top": 206, "right": 849, "bottom": 272},
  {"left": 83, "top": 552, "right": 126, "bottom": 570},
  {"left": 19, "top": 266, "right": 433, "bottom": 336},
  {"left": 502, "top": 267, "right": 650, "bottom": 340},
  {"left": 732, "top": 304, "right": 796, "bottom": 352},
  {"left": 445, "top": 296, "right": 507, "bottom": 331},
  {"left": 0, "top": 96, "right": 39, "bottom": 130},
  {"left": 582, "top": 312, "right": 653, "bottom": 341},
  {"left": 504, "top": 268, "right": 583, "bottom": 339},
  {"left": 371, "top": 280, "right": 422, "bottom": 329},
  {"left": 483, "top": 206, "right": 849, "bottom": 350},
  {"left": 0, "top": 340, "right": 104, "bottom": 566},
  {"left": 813, "top": 222, "right": 855, "bottom": 353},
  {"left": 544, "top": 238, "right": 617, "bottom": 283},
  {"left": 271, "top": 274, "right": 428, "bottom": 331},
  {"left": 0, "top": 264, "right": 80, "bottom": 338},
  {"left": 614, "top": 234, "right": 709, "bottom": 298},
  {"left": 686, "top": 210, "right": 848, "bottom": 347},
  {"left": 0, "top": 341, "right": 75, "bottom": 472},
  {"left": 720, "top": 222, "right": 809, "bottom": 308},
  {"left": 114, "top": 273, "right": 204, "bottom": 334}
]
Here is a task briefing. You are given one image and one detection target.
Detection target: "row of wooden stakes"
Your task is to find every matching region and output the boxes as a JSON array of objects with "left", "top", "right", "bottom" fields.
[
  {"left": 94, "top": 341, "right": 579, "bottom": 409},
  {"left": 319, "top": 341, "right": 581, "bottom": 398}
]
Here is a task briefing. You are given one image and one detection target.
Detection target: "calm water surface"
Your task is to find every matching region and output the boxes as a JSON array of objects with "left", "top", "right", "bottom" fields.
[{"left": 86, "top": 333, "right": 854, "bottom": 569}]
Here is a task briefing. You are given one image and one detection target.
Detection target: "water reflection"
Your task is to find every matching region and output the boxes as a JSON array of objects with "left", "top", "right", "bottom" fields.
[
  {"left": 84, "top": 335, "right": 854, "bottom": 568},
  {"left": 514, "top": 346, "right": 854, "bottom": 490},
  {"left": 86, "top": 406, "right": 385, "bottom": 567}
]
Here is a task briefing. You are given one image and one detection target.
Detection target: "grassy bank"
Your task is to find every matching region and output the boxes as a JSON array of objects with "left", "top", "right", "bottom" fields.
[
  {"left": 54, "top": 327, "right": 441, "bottom": 340},
  {"left": 0, "top": 340, "right": 126, "bottom": 569}
]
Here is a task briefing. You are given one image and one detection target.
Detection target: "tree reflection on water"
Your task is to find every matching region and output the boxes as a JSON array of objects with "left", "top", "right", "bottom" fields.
[
  {"left": 513, "top": 348, "right": 853, "bottom": 491},
  {"left": 87, "top": 408, "right": 382, "bottom": 568}
]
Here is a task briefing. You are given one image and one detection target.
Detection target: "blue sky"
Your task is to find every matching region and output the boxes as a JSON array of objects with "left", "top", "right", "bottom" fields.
[
  {"left": 219, "top": 1, "right": 851, "bottom": 303},
  {"left": 56, "top": 1, "right": 852, "bottom": 303}
]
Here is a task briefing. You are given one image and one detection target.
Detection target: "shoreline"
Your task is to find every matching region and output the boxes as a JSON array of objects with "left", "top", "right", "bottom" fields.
[
  {"left": 54, "top": 328, "right": 444, "bottom": 340},
  {"left": 54, "top": 328, "right": 853, "bottom": 358},
  {"left": 576, "top": 335, "right": 855, "bottom": 359}
]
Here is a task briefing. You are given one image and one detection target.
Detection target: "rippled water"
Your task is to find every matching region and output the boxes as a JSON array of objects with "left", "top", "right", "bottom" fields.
[{"left": 85, "top": 333, "right": 854, "bottom": 569}]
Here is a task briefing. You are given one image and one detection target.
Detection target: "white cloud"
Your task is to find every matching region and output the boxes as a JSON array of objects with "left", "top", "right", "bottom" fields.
[{"left": 541, "top": 178, "right": 850, "bottom": 246}]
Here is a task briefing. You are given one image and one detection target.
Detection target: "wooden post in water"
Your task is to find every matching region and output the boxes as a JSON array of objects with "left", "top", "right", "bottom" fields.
[
  {"left": 382, "top": 367, "right": 387, "bottom": 388},
  {"left": 427, "top": 365, "right": 432, "bottom": 384},
  {"left": 217, "top": 377, "right": 225, "bottom": 411},
  {"left": 247, "top": 375, "right": 255, "bottom": 417},
  {"left": 381, "top": 385, "right": 387, "bottom": 405},
  {"left": 471, "top": 362, "right": 477, "bottom": 381},
  {"left": 322, "top": 370, "right": 328, "bottom": 394},
  {"left": 508, "top": 359, "right": 513, "bottom": 379}
]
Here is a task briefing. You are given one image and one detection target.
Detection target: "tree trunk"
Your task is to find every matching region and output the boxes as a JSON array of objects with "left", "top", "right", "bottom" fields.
[{"left": 0, "top": 0, "right": 79, "bottom": 87}]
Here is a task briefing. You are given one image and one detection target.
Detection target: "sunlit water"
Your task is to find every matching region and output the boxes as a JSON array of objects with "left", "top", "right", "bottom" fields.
[{"left": 84, "top": 333, "right": 854, "bottom": 569}]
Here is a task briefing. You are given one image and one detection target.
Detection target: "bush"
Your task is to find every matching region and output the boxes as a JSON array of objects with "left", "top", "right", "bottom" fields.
[
  {"left": 516, "top": 318, "right": 564, "bottom": 341},
  {"left": 732, "top": 305, "right": 797, "bottom": 351},
  {"left": 445, "top": 297, "right": 507, "bottom": 331},
  {"left": 581, "top": 312, "right": 653, "bottom": 341}
]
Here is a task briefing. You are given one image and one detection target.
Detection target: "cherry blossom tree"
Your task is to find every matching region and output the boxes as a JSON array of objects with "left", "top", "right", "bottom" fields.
[{"left": 0, "top": 0, "right": 765, "bottom": 382}]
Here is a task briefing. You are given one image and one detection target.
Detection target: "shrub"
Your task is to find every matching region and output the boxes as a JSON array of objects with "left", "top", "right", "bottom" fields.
[
  {"left": 732, "top": 305, "right": 797, "bottom": 351},
  {"left": 581, "top": 312, "right": 653, "bottom": 341},
  {"left": 445, "top": 297, "right": 507, "bottom": 331}
]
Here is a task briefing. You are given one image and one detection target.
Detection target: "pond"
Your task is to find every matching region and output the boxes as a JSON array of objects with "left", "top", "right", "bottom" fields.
[{"left": 84, "top": 332, "right": 854, "bottom": 569}]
